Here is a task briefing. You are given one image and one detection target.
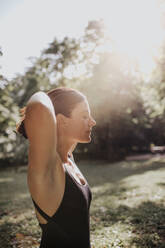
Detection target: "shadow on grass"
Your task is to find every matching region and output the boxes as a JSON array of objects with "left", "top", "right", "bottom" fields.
[
  {"left": 79, "top": 158, "right": 165, "bottom": 187},
  {"left": 0, "top": 170, "right": 40, "bottom": 247},
  {"left": 91, "top": 201, "right": 165, "bottom": 247},
  {"left": 0, "top": 169, "right": 33, "bottom": 214},
  {"left": 92, "top": 183, "right": 138, "bottom": 202},
  {"left": 0, "top": 216, "right": 41, "bottom": 248},
  {"left": 0, "top": 221, "right": 17, "bottom": 248},
  {"left": 157, "top": 183, "right": 165, "bottom": 187}
]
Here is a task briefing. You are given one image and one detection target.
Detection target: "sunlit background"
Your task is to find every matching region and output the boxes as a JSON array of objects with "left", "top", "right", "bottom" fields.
[
  {"left": 103, "top": 0, "right": 164, "bottom": 78},
  {"left": 0, "top": 0, "right": 165, "bottom": 80}
]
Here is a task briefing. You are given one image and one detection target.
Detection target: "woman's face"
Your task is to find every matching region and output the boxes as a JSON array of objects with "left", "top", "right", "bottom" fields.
[{"left": 66, "top": 100, "right": 96, "bottom": 143}]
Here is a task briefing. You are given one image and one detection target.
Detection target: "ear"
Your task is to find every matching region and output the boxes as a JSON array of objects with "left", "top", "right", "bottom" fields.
[{"left": 56, "top": 113, "right": 68, "bottom": 127}]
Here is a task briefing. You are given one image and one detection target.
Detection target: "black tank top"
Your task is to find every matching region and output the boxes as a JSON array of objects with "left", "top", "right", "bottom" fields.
[{"left": 32, "top": 163, "right": 92, "bottom": 248}]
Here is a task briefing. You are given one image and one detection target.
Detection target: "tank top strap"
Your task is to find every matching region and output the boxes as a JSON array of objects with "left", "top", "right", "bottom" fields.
[
  {"left": 68, "top": 153, "right": 74, "bottom": 162},
  {"left": 32, "top": 198, "right": 52, "bottom": 222}
]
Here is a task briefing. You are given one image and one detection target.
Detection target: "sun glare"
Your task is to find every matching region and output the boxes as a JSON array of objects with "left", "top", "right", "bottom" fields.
[{"left": 102, "top": 0, "right": 164, "bottom": 77}]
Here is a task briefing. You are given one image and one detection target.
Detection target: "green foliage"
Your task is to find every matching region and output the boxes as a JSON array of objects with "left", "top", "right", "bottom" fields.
[
  {"left": 79, "top": 49, "right": 149, "bottom": 159},
  {"left": 2, "top": 20, "right": 107, "bottom": 164},
  {"left": 135, "top": 43, "right": 165, "bottom": 146},
  {"left": 2, "top": 19, "right": 165, "bottom": 164},
  {"left": 0, "top": 82, "right": 23, "bottom": 164}
]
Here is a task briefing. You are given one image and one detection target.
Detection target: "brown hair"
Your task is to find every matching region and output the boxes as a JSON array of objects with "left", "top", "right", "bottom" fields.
[{"left": 16, "top": 87, "right": 86, "bottom": 139}]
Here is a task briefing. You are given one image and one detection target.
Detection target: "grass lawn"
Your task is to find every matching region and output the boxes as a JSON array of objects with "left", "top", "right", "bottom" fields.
[{"left": 1, "top": 156, "right": 165, "bottom": 248}]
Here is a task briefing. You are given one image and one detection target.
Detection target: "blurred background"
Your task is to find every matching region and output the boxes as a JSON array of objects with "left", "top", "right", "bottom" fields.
[{"left": 1, "top": 0, "right": 165, "bottom": 166}]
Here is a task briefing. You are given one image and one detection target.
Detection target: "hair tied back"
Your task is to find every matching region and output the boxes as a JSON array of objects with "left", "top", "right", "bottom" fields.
[{"left": 16, "top": 106, "right": 28, "bottom": 138}]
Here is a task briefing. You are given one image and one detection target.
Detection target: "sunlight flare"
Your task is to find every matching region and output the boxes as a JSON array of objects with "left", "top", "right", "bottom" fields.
[{"left": 102, "top": 0, "right": 164, "bottom": 76}]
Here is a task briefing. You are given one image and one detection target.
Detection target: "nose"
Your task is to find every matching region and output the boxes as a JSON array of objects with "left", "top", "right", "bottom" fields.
[{"left": 90, "top": 117, "right": 96, "bottom": 127}]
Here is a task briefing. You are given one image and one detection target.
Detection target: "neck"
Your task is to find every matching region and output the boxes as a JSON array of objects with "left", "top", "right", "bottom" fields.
[{"left": 57, "top": 134, "right": 76, "bottom": 163}]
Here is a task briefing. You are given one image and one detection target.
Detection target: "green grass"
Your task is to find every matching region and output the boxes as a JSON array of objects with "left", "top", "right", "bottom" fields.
[{"left": 1, "top": 156, "right": 165, "bottom": 247}]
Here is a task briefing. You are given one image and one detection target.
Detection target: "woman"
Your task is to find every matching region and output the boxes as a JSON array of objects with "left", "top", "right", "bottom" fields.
[{"left": 16, "top": 87, "right": 96, "bottom": 248}]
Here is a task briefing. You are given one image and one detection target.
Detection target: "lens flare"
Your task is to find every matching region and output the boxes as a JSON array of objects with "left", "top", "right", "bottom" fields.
[{"left": 101, "top": 0, "right": 164, "bottom": 78}]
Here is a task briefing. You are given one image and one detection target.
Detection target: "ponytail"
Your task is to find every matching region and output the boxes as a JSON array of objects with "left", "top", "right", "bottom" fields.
[{"left": 16, "top": 107, "right": 28, "bottom": 139}]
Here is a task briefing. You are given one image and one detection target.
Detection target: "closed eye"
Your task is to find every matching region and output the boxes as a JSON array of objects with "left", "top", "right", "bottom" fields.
[{"left": 83, "top": 116, "right": 89, "bottom": 119}]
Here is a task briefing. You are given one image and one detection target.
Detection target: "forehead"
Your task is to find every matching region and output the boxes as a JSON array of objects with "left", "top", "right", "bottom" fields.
[{"left": 71, "top": 100, "right": 90, "bottom": 115}]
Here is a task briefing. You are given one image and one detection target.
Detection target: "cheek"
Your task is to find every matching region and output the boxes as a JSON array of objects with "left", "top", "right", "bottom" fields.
[
  {"left": 73, "top": 118, "right": 85, "bottom": 128},
  {"left": 68, "top": 120, "right": 81, "bottom": 135},
  {"left": 70, "top": 120, "right": 86, "bottom": 136}
]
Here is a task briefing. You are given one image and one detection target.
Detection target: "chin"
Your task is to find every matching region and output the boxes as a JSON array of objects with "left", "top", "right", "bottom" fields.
[
  {"left": 86, "top": 136, "right": 91, "bottom": 143},
  {"left": 80, "top": 136, "right": 91, "bottom": 143}
]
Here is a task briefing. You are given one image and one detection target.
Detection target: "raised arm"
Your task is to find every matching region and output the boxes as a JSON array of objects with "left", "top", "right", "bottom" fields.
[{"left": 24, "top": 91, "right": 57, "bottom": 180}]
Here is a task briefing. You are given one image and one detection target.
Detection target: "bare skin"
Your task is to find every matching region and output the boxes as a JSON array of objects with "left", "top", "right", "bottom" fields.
[{"left": 24, "top": 91, "right": 96, "bottom": 225}]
